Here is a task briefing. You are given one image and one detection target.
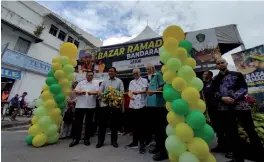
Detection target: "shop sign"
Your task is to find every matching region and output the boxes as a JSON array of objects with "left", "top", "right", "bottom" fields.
[{"left": 1, "top": 67, "right": 21, "bottom": 80}]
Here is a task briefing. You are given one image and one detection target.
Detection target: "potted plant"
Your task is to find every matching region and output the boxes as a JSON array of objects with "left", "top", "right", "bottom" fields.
[{"left": 34, "top": 23, "right": 45, "bottom": 37}]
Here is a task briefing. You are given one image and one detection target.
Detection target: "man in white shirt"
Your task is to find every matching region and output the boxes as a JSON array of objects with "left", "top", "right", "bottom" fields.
[
  {"left": 125, "top": 68, "right": 149, "bottom": 154},
  {"left": 69, "top": 70, "right": 99, "bottom": 147}
]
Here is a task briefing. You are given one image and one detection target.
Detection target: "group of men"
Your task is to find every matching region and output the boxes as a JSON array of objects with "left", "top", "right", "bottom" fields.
[
  {"left": 203, "top": 58, "right": 264, "bottom": 162},
  {"left": 68, "top": 65, "right": 168, "bottom": 161}
]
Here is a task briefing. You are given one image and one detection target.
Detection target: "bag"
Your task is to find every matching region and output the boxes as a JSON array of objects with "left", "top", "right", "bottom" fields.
[{"left": 63, "top": 109, "right": 74, "bottom": 124}]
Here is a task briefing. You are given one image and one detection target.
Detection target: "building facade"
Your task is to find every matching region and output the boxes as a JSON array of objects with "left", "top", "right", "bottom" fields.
[{"left": 1, "top": 1, "right": 103, "bottom": 102}]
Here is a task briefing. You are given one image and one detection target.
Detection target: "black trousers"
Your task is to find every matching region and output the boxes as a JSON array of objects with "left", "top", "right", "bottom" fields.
[
  {"left": 97, "top": 107, "right": 121, "bottom": 144},
  {"left": 130, "top": 108, "right": 147, "bottom": 145},
  {"left": 147, "top": 107, "right": 168, "bottom": 154},
  {"left": 208, "top": 107, "right": 227, "bottom": 148},
  {"left": 72, "top": 108, "right": 96, "bottom": 141},
  {"left": 219, "top": 109, "right": 264, "bottom": 161},
  {"left": 123, "top": 108, "right": 133, "bottom": 133}
]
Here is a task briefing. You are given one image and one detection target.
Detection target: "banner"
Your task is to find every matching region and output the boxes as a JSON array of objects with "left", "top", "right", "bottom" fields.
[
  {"left": 187, "top": 28, "right": 222, "bottom": 72},
  {"left": 231, "top": 45, "right": 264, "bottom": 110}
]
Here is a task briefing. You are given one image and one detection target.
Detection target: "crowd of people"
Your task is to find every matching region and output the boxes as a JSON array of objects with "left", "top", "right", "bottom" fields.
[{"left": 57, "top": 57, "right": 264, "bottom": 162}]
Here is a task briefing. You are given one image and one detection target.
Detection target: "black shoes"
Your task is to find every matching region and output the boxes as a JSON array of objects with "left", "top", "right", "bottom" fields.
[
  {"left": 149, "top": 148, "right": 159, "bottom": 154},
  {"left": 139, "top": 145, "right": 146, "bottom": 154},
  {"left": 96, "top": 143, "right": 104, "bottom": 148},
  {"left": 112, "top": 142, "right": 119, "bottom": 148},
  {"left": 69, "top": 140, "right": 79, "bottom": 147},
  {"left": 152, "top": 152, "right": 168, "bottom": 161},
  {"left": 225, "top": 152, "right": 233, "bottom": 159},
  {"left": 84, "top": 140, "right": 90, "bottom": 146},
  {"left": 125, "top": 142, "right": 138, "bottom": 149}
]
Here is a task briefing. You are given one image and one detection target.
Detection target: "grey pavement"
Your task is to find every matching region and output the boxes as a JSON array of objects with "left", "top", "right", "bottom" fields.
[
  {"left": 1, "top": 117, "right": 31, "bottom": 129},
  {"left": 1, "top": 130, "right": 233, "bottom": 162}
]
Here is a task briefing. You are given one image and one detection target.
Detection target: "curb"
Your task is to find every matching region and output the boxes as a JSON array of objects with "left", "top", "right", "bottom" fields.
[{"left": 1, "top": 120, "right": 31, "bottom": 129}]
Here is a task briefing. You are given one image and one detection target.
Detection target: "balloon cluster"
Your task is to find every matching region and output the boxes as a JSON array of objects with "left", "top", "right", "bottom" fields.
[
  {"left": 25, "top": 43, "right": 78, "bottom": 147},
  {"left": 160, "top": 26, "right": 216, "bottom": 162}
]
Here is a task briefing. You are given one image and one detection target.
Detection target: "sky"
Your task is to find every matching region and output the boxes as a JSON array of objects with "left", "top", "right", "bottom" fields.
[{"left": 37, "top": 0, "right": 264, "bottom": 70}]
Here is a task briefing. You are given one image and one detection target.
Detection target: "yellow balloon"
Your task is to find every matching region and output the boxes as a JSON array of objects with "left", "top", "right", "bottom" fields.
[
  {"left": 44, "top": 100, "right": 56, "bottom": 110},
  {"left": 60, "top": 42, "right": 78, "bottom": 59},
  {"left": 54, "top": 70, "right": 66, "bottom": 80},
  {"left": 42, "top": 84, "right": 49, "bottom": 91},
  {"left": 68, "top": 73, "right": 75, "bottom": 81},
  {"left": 70, "top": 59, "right": 77, "bottom": 67},
  {"left": 172, "top": 77, "right": 187, "bottom": 92},
  {"left": 53, "top": 115, "right": 63, "bottom": 125},
  {"left": 166, "top": 102, "right": 172, "bottom": 111},
  {"left": 62, "top": 88, "right": 72, "bottom": 96},
  {"left": 169, "top": 153, "right": 179, "bottom": 162},
  {"left": 174, "top": 47, "right": 187, "bottom": 63},
  {"left": 190, "top": 99, "right": 206, "bottom": 113},
  {"left": 204, "top": 153, "right": 216, "bottom": 162},
  {"left": 181, "top": 87, "right": 200, "bottom": 104},
  {"left": 175, "top": 123, "right": 194, "bottom": 143},
  {"left": 31, "top": 116, "right": 38, "bottom": 125},
  {"left": 161, "top": 65, "right": 168, "bottom": 73},
  {"left": 163, "top": 70, "right": 177, "bottom": 84},
  {"left": 188, "top": 137, "right": 210, "bottom": 161},
  {"left": 185, "top": 58, "right": 196, "bottom": 69},
  {"left": 51, "top": 62, "right": 62, "bottom": 71},
  {"left": 49, "top": 108, "right": 61, "bottom": 120},
  {"left": 41, "top": 91, "right": 53, "bottom": 101},
  {"left": 59, "top": 79, "right": 70, "bottom": 87},
  {"left": 52, "top": 56, "right": 60, "bottom": 63},
  {"left": 162, "top": 25, "right": 185, "bottom": 42},
  {"left": 32, "top": 133, "right": 47, "bottom": 147},
  {"left": 167, "top": 111, "right": 184, "bottom": 127},
  {"left": 28, "top": 124, "right": 42, "bottom": 136},
  {"left": 164, "top": 37, "right": 179, "bottom": 54}
]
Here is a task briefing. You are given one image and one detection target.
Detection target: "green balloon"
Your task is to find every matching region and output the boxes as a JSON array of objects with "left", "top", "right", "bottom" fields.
[
  {"left": 44, "top": 124, "right": 58, "bottom": 137},
  {"left": 34, "top": 106, "right": 48, "bottom": 118},
  {"left": 179, "top": 151, "right": 199, "bottom": 162},
  {"left": 54, "top": 93, "right": 66, "bottom": 104},
  {"left": 60, "top": 56, "right": 70, "bottom": 65},
  {"left": 186, "top": 110, "right": 206, "bottom": 130},
  {"left": 172, "top": 99, "right": 190, "bottom": 116},
  {"left": 25, "top": 135, "right": 34, "bottom": 145},
  {"left": 48, "top": 70, "right": 55, "bottom": 77},
  {"left": 188, "top": 77, "right": 204, "bottom": 91},
  {"left": 68, "top": 73, "right": 74, "bottom": 81},
  {"left": 50, "top": 84, "right": 62, "bottom": 95},
  {"left": 165, "top": 135, "right": 187, "bottom": 156},
  {"left": 163, "top": 87, "right": 181, "bottom": 102},
  {"left": 187, "top": 53, "right": 192, "bottom": 58},
  {"left": 38, "top": 116, "right": 53, "bottom": 129},
  {"left": 194, "top": 124, "right": 215, "bottom": 145},
  {"left": 58, "top": 102, "right": 66, "bottom": 109},
  {"left": 166, "top": 124, "right": 176, "bottom": 136},
  {"left": 36, "top": 99, "right": 44, "bottom": 107},
  {"left": 159, "top": 46, "right": 171, "bottom": 64},
  {"left": 46, "top": 77, "right": 58, "bottom": 86},
  {"left": 163, "top": 84, "right": 172, "bottom": 91},
  {"left": 179, "top": 40, "right": 192, "bottom": 53},
  {"left": 47, "top": 132, "right": 59, "bottom": 144},
  {"left": 167, "top": 58, "right": 182, "bottom": 72},
  {"left": 63, "top": 64, "right": 74, "bottom": 74},
  {"left": 178, "top": 65, "right": 195, "bottom": 81}
]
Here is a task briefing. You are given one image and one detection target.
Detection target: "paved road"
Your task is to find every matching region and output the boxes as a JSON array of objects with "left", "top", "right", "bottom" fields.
[{"left": 1, "top": 130, "right": 232, "bottom": 162}]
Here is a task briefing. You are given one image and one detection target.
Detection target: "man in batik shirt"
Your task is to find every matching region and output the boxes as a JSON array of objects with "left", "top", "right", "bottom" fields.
[{"left": 212, "top": 58, "right": 264, "bottom": 162}]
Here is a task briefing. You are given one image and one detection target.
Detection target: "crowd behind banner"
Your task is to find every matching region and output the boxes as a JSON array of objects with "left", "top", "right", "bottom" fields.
[{"left": 232, "top": 45, "right": 264, "bottom": 112}]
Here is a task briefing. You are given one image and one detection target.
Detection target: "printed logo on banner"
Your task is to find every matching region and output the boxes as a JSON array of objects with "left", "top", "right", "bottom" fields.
[{"left": 196, "top": 33, "right": 205, "bottom": 43}]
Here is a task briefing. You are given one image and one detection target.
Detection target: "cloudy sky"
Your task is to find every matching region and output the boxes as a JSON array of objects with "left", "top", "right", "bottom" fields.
[{"left": 37, "top": 0, "right": 264, "bottom": 68}]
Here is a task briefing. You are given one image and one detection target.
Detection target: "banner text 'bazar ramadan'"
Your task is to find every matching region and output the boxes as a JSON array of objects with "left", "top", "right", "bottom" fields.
[
  {"left": 97, "top": 37, "right": 162, "bottom": 71},
  {"left": 232, "top": 45, "right": 264, "bottom": 111}
]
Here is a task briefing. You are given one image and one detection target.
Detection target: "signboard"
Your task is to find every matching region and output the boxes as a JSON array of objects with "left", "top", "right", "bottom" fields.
[
  {"left": 231, "top": 45, "right": 264, "bottom": 110},
  {"left": 2, "top": 49, "right": 51, "bottom": 75},
  {"left": 1, "top": 67, "right": 21, "bottom": 80},
  {"left": 187, "top": 28, "right": 222, "bottom": 72}
]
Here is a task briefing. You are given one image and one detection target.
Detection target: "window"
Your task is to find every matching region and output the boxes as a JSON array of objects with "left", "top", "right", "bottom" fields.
[
  {"left": 58, "top": 30, "right": 66, "bottom": 41},
  {"left": 14, "top": 37, "right": 31, "bottom": 54},
  {"left": 74, "top": 40, "right": 79, "bottom": 48},
  {"left": 67, "top": 36, "right": 73, "bottom": 43},
  {"left": 49, "top": 25, "right": 58, "bottom": 36}
]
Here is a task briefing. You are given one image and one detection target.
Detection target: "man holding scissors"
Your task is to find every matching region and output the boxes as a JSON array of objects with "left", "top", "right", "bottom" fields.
[{"left": 69, "top": 70, "right": 99, "bottom": 147}]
